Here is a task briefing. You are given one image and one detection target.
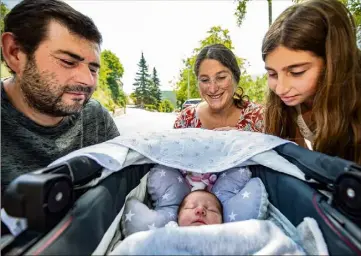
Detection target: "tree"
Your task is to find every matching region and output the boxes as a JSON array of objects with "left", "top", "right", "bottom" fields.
[
  {"left": 1, "top": 3, "right": 9, "bottom": 35},
  {"left": 235, "top": 0, "right": 272, "bottom": 27},
  {"left": 100, "top": 50, "right": 126, "bottom": 107},
  {"left": 92, "top": 50, "right": 126, "bottom": 111},
  {"left": 150, "top": 67, "right": 162, "bottom": 107},
  {"left": 241, "top": 74, "right": 268, "bottom": 104},
  {"left": 174, "top": 26, "right": 246, "bottom": 107},
  {"left": 133, "top": 52, "right": 152, "bottom": 107}
]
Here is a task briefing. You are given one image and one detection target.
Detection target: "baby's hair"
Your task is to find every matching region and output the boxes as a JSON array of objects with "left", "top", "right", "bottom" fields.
[{"left": 177, "top": 189, "right": 223, "bottom": 220}]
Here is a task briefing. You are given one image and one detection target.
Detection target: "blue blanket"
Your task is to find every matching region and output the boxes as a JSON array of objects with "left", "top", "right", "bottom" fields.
[{"left": 110, "top": 219, "right": 306, "bottom": 255}]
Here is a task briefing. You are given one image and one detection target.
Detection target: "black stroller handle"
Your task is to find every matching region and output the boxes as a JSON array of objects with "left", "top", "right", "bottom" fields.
[
  {"left": 3, "top": 156, "right": 103, "bottom": 233},
  {"left": 274, "top": 143, "right": 360, "bottom": 185}
]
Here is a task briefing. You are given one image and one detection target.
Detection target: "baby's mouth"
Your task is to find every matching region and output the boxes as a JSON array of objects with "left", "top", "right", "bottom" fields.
[{"left": 192, "top": 220, "right": 206, "bottom": 225}]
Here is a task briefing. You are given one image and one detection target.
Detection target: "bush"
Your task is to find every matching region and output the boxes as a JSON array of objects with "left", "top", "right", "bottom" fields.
[
  {"left": 158, "top": 99, "right": 174, "bottom": 113},
  {"left": 144, "top": 104, "right": 157, "bottom": 112}
]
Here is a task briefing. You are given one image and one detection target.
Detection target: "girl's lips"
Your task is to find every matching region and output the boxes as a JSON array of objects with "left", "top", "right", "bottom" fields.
[{"left": 281, "top": 95, "right": 297, "bottom": 102}]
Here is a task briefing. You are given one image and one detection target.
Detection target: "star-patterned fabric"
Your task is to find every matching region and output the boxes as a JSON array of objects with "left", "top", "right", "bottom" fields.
[
  {"left": 212, "top": 167, "right": 269, "bottom": 223},
  {"left": 121, "top": 165, "right": 190, "bottom": 237}
]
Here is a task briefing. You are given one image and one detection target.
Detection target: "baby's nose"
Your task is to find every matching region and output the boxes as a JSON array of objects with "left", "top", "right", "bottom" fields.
[{"left": 195, "top": 206, "right": 206, "bottom": 216}]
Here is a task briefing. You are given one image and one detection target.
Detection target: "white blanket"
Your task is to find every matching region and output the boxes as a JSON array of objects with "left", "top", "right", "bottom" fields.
[
  {"left": 110, "top": 219, "right": 306, "bottom": 255},
  {"left": 49, "top": 128, "right": 306, "bottom": 186}
]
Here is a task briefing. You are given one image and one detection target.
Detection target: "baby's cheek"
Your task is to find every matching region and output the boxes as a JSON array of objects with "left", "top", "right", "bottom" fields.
[
  {"left": 209, "top": 214, "right": 222, "bottom": 224},
  {"left": 178, "top": 212, "right": 191, "bottom": 226}
]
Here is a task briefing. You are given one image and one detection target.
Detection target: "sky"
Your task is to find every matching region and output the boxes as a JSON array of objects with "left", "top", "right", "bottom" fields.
[{"left": 4, "top": 0, "right": 293, "bottom": 94}]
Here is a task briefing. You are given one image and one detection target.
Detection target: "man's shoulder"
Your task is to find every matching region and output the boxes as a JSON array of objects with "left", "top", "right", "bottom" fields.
[{"left": 82, "top": 99, "right": 110, "bottom": 117}]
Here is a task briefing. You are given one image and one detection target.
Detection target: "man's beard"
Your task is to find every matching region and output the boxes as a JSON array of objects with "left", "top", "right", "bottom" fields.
[{"left": 19, "top": 58, "right": 94, "bottom": 117}]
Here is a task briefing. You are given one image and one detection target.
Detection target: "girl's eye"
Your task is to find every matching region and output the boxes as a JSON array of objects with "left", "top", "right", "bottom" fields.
[
  {"left": 290, "top": 70, "right": 306, "bottom": 77},
  {"left": 268, "top": 73, "right": 277, "bottom": 78}
]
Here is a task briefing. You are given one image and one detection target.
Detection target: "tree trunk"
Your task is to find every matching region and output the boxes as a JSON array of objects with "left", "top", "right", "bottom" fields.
[{"left": 268, "top": 0, "right": 272, "bottom": 27}]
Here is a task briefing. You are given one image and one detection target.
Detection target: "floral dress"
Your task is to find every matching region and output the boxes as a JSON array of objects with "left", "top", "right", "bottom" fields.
[
  {"left": 173, "top": 101, "right": 264, "bottom": 191},
  {"left": 173, "top": 101, "right": 264, "bottom": 132}
]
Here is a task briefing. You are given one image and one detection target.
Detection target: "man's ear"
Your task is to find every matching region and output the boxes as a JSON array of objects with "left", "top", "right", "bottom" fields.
[{"left": 1, "top": 32, "right": 26, "bottom": 74}]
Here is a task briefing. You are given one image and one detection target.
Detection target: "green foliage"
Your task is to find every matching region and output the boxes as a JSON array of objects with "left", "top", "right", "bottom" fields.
[
  {"left": 234, "top": 0, "right": 272, "bottom": 27},
  {"left": 150, "top": 67, "right": 162, "bottom": 107},
  {"left": 234, "top": 0, "right": 250, "bottom": 27},
  {"left": 100, "top": 50, "right": 126, "bottom": 107},
  {"left": 92, "top": 50, "right": 126, "bottom": 111},
  {"left": 133, "top": 53, "right": 163, "bottom": 108},
  {"left": 133, "top": 52, "right": 152, "bottom": 107},
  {"left": 174, "top": 26, "right": 246, "bottom": 108},
  {"left": 144, "top": 104, "right": 157, "bottom": 112},
  {"left": 241, "top": 74, "right": 268, "bottom": 104},
  {"left": 158, "top": 99, "right": 174, "bottom": 113},
  {"left": 1, "top": 3, "right": 9, "bottom": 35}
]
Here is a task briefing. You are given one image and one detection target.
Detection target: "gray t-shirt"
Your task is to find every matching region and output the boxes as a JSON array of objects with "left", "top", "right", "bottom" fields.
[{"left": 1, "top": 83, "right": 120, "bottom": 190}]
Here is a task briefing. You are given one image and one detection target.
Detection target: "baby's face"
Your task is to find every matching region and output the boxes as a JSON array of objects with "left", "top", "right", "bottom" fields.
[{"left": 178, "top": 191, "right": 222, "bottom": 226}]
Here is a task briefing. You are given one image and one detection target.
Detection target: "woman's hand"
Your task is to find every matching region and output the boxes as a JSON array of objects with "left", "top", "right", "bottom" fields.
[{"left": 213, "top": 126, "right": 238, "bottom": 131}]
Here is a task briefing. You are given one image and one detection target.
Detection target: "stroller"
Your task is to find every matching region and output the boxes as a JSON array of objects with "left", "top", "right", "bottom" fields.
[{"left": 1, "top": 129, "right": 361, "bottom": 255}]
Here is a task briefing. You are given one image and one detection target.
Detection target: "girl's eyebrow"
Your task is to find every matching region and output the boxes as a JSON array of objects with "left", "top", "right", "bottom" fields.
[{"left": 265, "top": 62, "right": 311, "bottom": 72}]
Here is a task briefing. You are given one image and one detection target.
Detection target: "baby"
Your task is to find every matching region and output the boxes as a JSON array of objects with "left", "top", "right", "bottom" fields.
[{"left": 167, "top": 190, "right": 223, "bottom": 227}]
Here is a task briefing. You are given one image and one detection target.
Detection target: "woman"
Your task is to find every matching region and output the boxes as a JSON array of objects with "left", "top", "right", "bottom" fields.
[
  {"left": 174, "top": 44, "right": 263, "bottom": 132},
  {"left": 262, "top": 0, "right": 361, "bottom": 164}
]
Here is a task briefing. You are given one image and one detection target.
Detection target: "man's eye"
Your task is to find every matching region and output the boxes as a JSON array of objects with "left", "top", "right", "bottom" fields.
[
  {"left": 61, "top": 59, "right": 75, "bottom": 66},
  {"left": 217, "top": 76, "right": 226, "bottom": 80},
  {"left": 290, "top": 70, "right": 306, "bottom": 77},
  {"left": 90, "top": 68, "right": 99, "bottom": 74},
  {"left": 200, "top": 79, "right": 209, "bottom": 83}
]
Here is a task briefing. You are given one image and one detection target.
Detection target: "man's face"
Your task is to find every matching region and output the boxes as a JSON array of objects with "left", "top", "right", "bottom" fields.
[
  {"left": 18, "top": 20, "right": 100, "bottom": 117},
  {"left": 178, "top": 191, "right": 222, "bottom": 227}
]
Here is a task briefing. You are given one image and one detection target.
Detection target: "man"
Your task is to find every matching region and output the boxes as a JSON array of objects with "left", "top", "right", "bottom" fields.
[{"left": 1, "top": 0, "right": 120, "bottom": 192}]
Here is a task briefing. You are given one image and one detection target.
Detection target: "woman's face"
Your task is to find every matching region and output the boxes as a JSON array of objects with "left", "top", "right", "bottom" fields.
[
  {"left": 265, "top": 45, "right": 324, "bottom": 107},
  {"left": 197, "top": 59, "right": 236, "bottom": 111}
]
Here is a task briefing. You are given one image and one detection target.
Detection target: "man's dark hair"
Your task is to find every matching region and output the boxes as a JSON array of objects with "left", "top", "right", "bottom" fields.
[{"left": 3, "top": 0, "right": 102, "bottom": 72}]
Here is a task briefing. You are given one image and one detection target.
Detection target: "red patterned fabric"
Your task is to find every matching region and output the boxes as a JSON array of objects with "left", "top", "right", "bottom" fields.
[{"left": 174, "top": 101, "right": 264, "bottom": 132}]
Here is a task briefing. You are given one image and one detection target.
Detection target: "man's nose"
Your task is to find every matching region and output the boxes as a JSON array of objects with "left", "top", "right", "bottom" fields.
[
  {"left": 195, "top": 206, "right": 206, "bottom": 216},
  {"left": 275, "top": 75, "right": 291, "bottom": 96},
  {"left": 75, "top": 63, "right": 96, "bottom": 86}
]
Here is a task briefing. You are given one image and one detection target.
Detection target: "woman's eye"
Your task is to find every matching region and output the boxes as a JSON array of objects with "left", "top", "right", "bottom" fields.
[
  {"left": 290, "top": 70, "right": 306, "bottom": 77},
  {"left": 200, "top": 79, "right": 209, "bottom": 83},
  {"left": 217, "top": 76, "right": 226, "bottom": 80}
]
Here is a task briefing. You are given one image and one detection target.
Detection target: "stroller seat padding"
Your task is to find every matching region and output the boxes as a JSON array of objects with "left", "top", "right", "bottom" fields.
[
  {"left": 121, "top": 165, "right": 190, "bottom": 237},
  {"left": 212, "top": 167, "right": 269, "bottom": 222}
]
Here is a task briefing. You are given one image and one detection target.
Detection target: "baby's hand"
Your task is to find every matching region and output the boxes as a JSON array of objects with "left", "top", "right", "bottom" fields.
[{"left": 213, "top": 126, "right": 238, "bottom": 131}]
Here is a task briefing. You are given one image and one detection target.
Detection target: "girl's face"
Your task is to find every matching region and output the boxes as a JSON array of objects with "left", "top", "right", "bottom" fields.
[{"left": 265, "top": 45, "right": 324, "bottom": 107}]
